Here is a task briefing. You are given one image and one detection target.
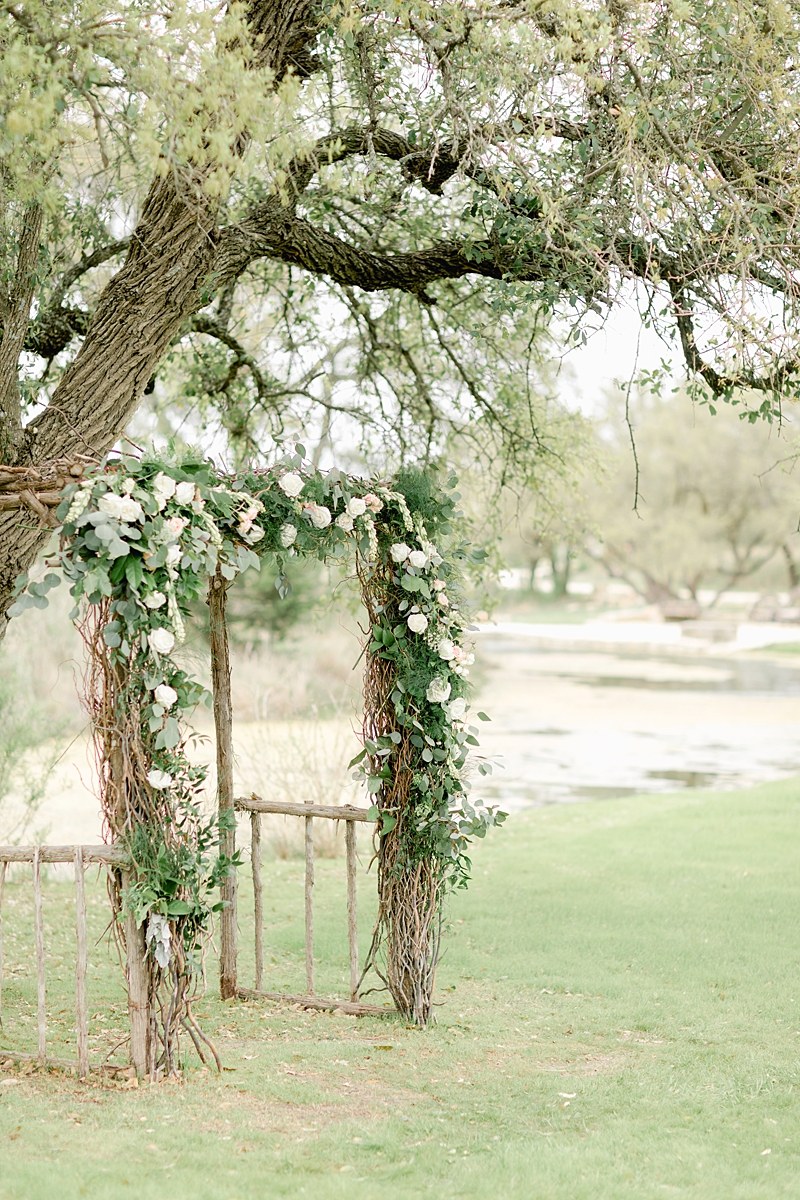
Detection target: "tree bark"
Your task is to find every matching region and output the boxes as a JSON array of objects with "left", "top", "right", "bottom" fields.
[{"left": 0, "top": 203, "right": 43, "bottom": 462}]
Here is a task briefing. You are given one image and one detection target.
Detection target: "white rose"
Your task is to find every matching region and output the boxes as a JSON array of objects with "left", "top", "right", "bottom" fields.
[
  {"left": 166, "top": 544, "right": 182, "bottom": 567},
  {"left": 437, "top": 592, "right": 450, "bottom": 607},
  {"left": 175, "top": 480, "right": 196, "bottom": 504},
  {"left": 408, "top": 550, "right": 427, "bottom": 569},
  {"left": 445, "top": 696, "right": 467, "bottom": 721},
  {"left": 363, "top": 493, "right": 383, "bottom": 514},
  {"left": 246, "top": 523, "right": 265, "bottom": 542},
  {"left": 147, "top": 768, "right": 172, "bottom": 790},
  {"left": 336, "top": 512, "right": 354, "bottom": 532},
  {"left": 144, "top": 591, "right": 166, "bottom": 609},
  {"left": 407, "top": 612, "right": 428, "bottom": 634},
  {"left": 279, "top": 523, "right": 297, "bottom": 548},
  {"left": 122, "top": 477, "right": 137, "bottom": 495},
  {"left": 121, "top": 497, "right": 143, "bottom": 523},
  {"left": 347, "top": 497, "right": 367, "bottom": 517},
  {"left": 391, "top": 543, "right": 410, "bottom": 563},
  {"left": 432, "top": 579, "right": 446, "bottom": 591},
  {"left": 279, "top": 472, "right": 304, "bottom": 498},
  {"left": 152, "top": 472, "right": 177, "bottom": 510},
  {"left": 154, "top": 683, "right": 178, "bottom": 708},
  {"left": 426, "top": 677, "right": 452, "bottom": 704},
  {"left": 98, "top": 493, "right": 127, "bottom": 521},
  {"left": 148, "top": 627, "right": 175, "bottom": 656},
  {"left": 438, "top": 639, "right": 455, "bottom": 661},
  {"left": 304, "top": 503, "right": 332, "bottom": 529}
]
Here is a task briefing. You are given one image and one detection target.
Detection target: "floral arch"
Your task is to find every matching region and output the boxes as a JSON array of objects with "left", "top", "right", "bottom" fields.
[{"left": 11, "top": 450, "right": 503, "bottom": 1075}]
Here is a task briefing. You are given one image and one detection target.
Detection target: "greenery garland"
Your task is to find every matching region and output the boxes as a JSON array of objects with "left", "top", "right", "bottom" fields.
[{"left": 11, "top": 450, "right": 504, "bottom": 1050}]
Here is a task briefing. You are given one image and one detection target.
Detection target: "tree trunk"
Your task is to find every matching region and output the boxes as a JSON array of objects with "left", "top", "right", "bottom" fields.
[{"left": 0, "top": 0, "right": 319, "bottom": 637}]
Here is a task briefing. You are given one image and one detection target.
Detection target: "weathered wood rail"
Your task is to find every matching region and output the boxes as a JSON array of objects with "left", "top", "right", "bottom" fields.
[
  {"left": 232, "top": 796, "right": 390, "bottom": 1019},
  {"left": 0, "top": 845, "right": 127, "bottom": 1076}
]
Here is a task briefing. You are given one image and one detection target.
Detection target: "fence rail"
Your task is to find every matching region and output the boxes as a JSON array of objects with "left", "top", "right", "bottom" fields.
[
  {"left": 233, "top": 795, "right": 389, "bottom": 1018},
  {"left": 0, "top": 844, "right": 127, "bottom": 1076},
  {"left": 0, "top": 845, "right": 126, "bottom": 863}
]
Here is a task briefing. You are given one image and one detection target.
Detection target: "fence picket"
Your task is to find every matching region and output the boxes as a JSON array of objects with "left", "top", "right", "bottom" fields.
[
  {"left": 251, "top": 812, "right": 264, "bottom": 992},
  {"left": 346, "top": 822, "right": 359, "bottom": 1001},
  {"left": 304, "top": 807, "right": 314, "bottom": 996},
  {"left": 73, "top": 849, "right": 89, "bottom": 1078},
  {"left": 32, "top": 849, "right": 46, "bottom": 1065}
]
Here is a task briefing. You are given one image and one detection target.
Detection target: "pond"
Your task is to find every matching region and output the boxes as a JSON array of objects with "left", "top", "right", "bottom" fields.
[{"left": 472, "top": 629, "right": 800, "bottom": 810}]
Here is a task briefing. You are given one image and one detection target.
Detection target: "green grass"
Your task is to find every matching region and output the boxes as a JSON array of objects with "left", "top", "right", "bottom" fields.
[{"left": 3, "top": 779, "right": 800, "bottom": 1198}]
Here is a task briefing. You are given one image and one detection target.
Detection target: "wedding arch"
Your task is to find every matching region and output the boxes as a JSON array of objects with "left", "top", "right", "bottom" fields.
[{"left": 9, "top": 450, "right": 503, "bottom": 1076}]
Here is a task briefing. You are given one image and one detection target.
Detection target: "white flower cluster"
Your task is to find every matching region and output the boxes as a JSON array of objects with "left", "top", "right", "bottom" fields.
[
  {"left": 98, "top": 491, "right": 144, "bottom": 524},
  {"left": 389, "top": 526, "right": 475, "bottom": 720},
  {"left": 153, "top": 472, "right": 197, "bottom": 511},
  {"left": 373, "top": 487, "right": 413, "bottom": 531},
  {"left": 146, "top": 912, "right": 172, "bottom": 969},
  {"left": 63, "top": 479, "right": 95, "bottom": 524}
]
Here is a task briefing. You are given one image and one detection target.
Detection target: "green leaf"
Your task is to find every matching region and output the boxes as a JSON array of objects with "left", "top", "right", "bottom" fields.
[
  {"left": 102, "top": 623, "right": 121, "bottom": 648},
  {"left": 477, "top": 712, "right": 491, "bottom": 722},
  {"left": 125, "top": 556, "right": 144, "bottom": 590},
  {"left": 348, "top": 748, "right": 367, "bottom": 769},
  {"left": 380, "top": 813, "right": 397, "bottom": 835},
  {"left": 167, "top": 900, "right": 193, "bottom": 916},
  {"left": 7, "top": 595, "right": 35, "bottom": 617},
  {"left": 366, "top": 776, "right": 383, "bottom": 794},
  {"left": 366, "top": 805, "right": 380, "bottom": 821},
  {"left": 155, "top": 717, "right": 181, "bottom": 750}
]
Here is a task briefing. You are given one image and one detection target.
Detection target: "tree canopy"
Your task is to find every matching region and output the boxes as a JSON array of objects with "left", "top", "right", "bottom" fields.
[{"left": 3, "top": 0, "right": 800, "bottom": 626}]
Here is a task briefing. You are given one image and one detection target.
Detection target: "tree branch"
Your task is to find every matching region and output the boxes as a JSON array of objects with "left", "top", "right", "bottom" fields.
[{"left": 668, "top": 279, "right": 800, "bottom": 397}]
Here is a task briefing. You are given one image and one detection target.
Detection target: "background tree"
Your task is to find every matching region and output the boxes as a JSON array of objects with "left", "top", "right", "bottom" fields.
[
  {"left": 587, "top": 389, "right": 800, "bottom": 607},
  {"left": 6, "top": 0, "right": 800, "bottom": 631}
]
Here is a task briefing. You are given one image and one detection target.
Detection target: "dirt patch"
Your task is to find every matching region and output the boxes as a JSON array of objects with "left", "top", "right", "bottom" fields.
[
  {"left": 535, "top": 1051, "right": 630, "bottom": 1076},
  {"left": 200, "top": 1066, "right": 428, "bottom": 1139}
]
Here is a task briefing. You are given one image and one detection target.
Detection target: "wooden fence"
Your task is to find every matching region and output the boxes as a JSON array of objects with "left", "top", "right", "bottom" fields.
[
  {"left": 0, "top": 804, "right": 390, "bottom": 1077},
  {"left": 232, "top": 796, "right": 389, "bottom": 1017},
  {"left": 0, "top": 844, "right": 126, "bottom": 1076}
]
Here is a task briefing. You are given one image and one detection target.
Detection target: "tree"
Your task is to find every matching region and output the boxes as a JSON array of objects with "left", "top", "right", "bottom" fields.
[
  {"left": 5, "top": 0, "right": 800, "bottom": 630},
  {"left": 587, "top": 389, "right": 800, "bottom": 606}
]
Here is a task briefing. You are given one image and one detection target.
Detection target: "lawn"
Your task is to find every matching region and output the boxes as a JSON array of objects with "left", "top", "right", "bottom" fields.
[{"left": 2, "top": 777, "right": 800, "bottom": 1199}]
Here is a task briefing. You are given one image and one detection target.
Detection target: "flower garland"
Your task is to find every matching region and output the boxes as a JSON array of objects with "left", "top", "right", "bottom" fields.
[{"left": 10, "top": 451, "right": 503, "bottom": 1037}]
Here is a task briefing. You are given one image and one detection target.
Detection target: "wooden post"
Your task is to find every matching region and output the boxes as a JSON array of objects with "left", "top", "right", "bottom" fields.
[
  {"left": 0, "top": 861, "right": 6, "bottom": 1028},
  {"left": 345, "top": 821, "right": 359, "bottom": 1002},
  {"left": 73, "top": 849, "right": 89, "bottom": 1079},
  {"left": 304, "top": 805, "right": 314, "bottom": 997},
  {"left": 123, "top": 870, "right": 149, "bottom": 1079},
  {"left": 209, "top": 570, "right": 237, "bottom": 1000},
  {"left": 32, "top": 849, "right": 46, "bottom": 1065},
  {"left": 251, "top": 811, "right": 263, "bottom": 992}
]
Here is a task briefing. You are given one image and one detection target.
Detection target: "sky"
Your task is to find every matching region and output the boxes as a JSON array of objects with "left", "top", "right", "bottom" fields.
[{"left": 552, "top": 294, "right": 683, "bottom": 417}]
